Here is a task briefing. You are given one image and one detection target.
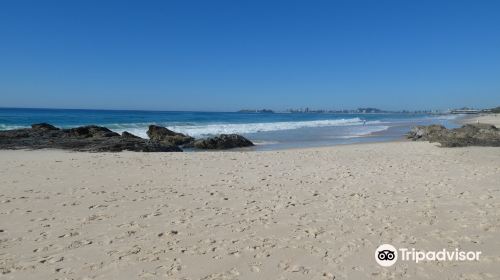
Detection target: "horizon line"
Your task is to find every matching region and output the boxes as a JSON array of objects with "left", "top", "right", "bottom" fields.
[{"left": 0, "top": 106, "right": 473, "bottom": 113}]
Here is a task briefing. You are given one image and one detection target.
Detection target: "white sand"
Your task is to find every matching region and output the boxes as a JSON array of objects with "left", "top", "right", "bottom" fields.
[
  {"left": 463, "top": 113, "right": 500, "bottom": 127},
  {"left": 1, "top": 141, "right": 500, "bottom": 279}
]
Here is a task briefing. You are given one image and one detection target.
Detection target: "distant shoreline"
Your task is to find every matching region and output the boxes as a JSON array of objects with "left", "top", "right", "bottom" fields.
[{"left": 0, "top": 106, "right": 460, "bottom": 115}]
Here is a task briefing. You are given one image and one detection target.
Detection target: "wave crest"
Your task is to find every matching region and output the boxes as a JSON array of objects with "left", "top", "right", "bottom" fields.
[
  {"left": 0, "top": 118, "right": 388, "bottom": 139},
  {"left": 110, "top": 118, "right": 375, "bottom": 138}
]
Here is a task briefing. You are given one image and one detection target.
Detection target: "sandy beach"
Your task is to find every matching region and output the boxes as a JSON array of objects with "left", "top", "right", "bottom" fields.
[
  {"left": 1, "top": 135, "right": 500, "bottom": 279},
  {"left": 464, "top": 114, "right": 500, "bottom": 127},
  {"left": 2, "top": 0, "right": 499, "bottom": 278}
]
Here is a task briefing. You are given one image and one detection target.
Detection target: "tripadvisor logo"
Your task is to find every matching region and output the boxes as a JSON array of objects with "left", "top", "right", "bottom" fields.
[
  {"left": 375, "top": 244, "right": 397, "bottom": 267},
  {"left": 375, "top": 244, "right": 481, "bottom": 267}
]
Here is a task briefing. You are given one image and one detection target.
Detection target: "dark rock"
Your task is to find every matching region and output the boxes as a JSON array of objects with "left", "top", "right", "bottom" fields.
[
  {"left": 407, "top": 125, "right": 447, "bottom": 141},
  {"left": 147, "top": 125, "right": 179, "bottom": 139},
  {"left": 193, "top": 134, "right": 254, "bottom": 150},
  {"left": 78, "top": 138, "right": 182, "bottom": 152},
  {"left": 0, "top": 128, "right": 32, "bottom": 139},
  {"left": 121, "top": 131, "right": 142, "bottom": 139},
  {"left": 65, "top": 125, "right": 120, "bottom": 138},
  {"left": 407, "top": 123, "right": 500, "bottom": 147},
  {"left": 0, "top": 124, "right": 182, "bottom": 152},
  {"left": 147, "top": 125, "right": 194, "bottom": 145},
  {"left": 31, "top": 123, "right": 59, "bottom": 131}
]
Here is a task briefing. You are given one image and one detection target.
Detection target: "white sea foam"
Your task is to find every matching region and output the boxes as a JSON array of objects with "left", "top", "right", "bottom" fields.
[
  {"left": 109, "top": 118, "right": 376, "bottom": 138},
  {"left": 170, "top": 118, "right": 367, "bottom": 136},
  {"left": 251, "top": 140, "right": 280, "bottom": 145},
  {"left": 0, "top": 124, "right": 26, "bottom": 130},
  {"left": 0, "top": 115, "right": 444, "bottom": 141},
  {"left": 433, "top": 114, "right": 460, "bottom": 120},
  {"left": 335, "top": 125, "right": 390, "bottom": 139}
]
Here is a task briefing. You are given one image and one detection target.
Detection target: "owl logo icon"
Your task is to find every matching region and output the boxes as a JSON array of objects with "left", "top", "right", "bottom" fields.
[{"left": 375, "top": 244, "right": 398, "bottom": 266}]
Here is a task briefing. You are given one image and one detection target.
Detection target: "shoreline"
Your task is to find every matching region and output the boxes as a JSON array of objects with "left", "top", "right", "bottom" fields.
[
  {"left": 0, "top": 109, "right": 461, "bottom": 151},
  {"left": 1, "top": 113, "right": 497, "bottom": 153}
]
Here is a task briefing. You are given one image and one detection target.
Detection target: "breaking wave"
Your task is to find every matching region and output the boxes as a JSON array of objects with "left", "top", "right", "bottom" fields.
[{"left": 107, "top": 118, "right": 381, "bottom": 138}]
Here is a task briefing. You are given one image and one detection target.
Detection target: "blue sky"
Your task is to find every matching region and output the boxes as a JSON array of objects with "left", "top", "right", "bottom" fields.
[{"left": 1, "top": 0, "right": 499, "bottom": 111}]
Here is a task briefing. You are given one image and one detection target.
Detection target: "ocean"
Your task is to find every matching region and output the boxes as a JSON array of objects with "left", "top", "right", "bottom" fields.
[{"left": 0, "top": 108, "right": 460, "bottom": 150}]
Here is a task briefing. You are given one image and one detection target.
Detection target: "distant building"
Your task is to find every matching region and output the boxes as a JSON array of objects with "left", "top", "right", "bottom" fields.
[
  {"left": 450, "top": 108, "right": 480, "bottom": 114},
  {"left": 356, "top": 108, "right": 384, "bottom": 113}
]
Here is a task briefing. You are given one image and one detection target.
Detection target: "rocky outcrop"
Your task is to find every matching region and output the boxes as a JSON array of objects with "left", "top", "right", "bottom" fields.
[
  {"left": 147, "top": 125, "right": 194, "bottom": 146},
  {"left": 65, "top": 125, "right": 120, "bottom": 138},
  {"left": 32, "top": 123, "right": 59, "bottom": 131},
  {"left": 121, "top": 131, "right": 141, "bottom": 139},
  {"left": 192, "top": 134, "right": 254, "bottom": 150},
  {"left": 407, "top": 123, "right": 500, "bottom": 147},
  {"left": 0, "top": 123, "right": 255, "bottom": 152},
  {"left": 407, "top": 125, "right": 448, "bottom": 142},
  {"left": 0, "top": 124, "right": 182, "bottom": 152}
]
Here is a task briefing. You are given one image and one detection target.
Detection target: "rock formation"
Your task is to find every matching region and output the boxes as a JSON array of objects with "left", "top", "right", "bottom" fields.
[
  {"left": 0, "top": 124, "right": 182, "bottom": 152},
  {"left": 146, "top": 125, "right": 194, "bottom": 146},
  {"left": 0, "top": 124, "right": 255, "bottom": 152},
  {"left": 192, "top": 134, "right": 254, "bottom": 150},
  {"left": 407, "top": 123, "right": 500, "bottom": 147}
]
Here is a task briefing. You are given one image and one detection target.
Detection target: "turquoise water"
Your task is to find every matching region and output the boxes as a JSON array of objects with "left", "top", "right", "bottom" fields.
[{"left": 0, "top": 108, "right": 459, "bottom": 150}]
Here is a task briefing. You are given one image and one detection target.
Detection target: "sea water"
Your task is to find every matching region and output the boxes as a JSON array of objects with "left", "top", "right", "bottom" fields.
[{"left": 0, "top": 108, "right": 460, "bottom": 150}]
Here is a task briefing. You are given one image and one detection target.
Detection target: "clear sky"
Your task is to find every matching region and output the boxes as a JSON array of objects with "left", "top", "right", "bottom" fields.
[{"left": 1, "top": 0, "right": 499, "bottom": 111}]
